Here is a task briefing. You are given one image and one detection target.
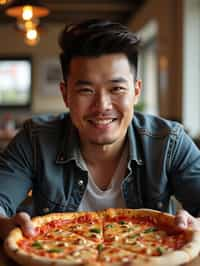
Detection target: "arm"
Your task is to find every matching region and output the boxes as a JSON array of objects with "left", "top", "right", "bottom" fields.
[
  {"left": 169, "top": 127, "right": 200, "bottom": 216},
  {"left": 0, "top": 126, "right": 34, "bottom": 217},
  {"left": 0, "top": 126, "right": 35, "bottom": 239},
  {"left": 0, "top": 123, "right": 35, "bottom": 239},
  {"left": 168, "top": 127, "right": 200, "bottom": 230}
]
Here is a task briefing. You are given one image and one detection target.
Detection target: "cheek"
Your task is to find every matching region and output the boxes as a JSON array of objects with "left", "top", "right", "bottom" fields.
[
  {"left": 69, "top": 97, "right": 91, "bottom": 117},
  {"left": 116, "top": 96, "right": 134, "bottom": 113}
]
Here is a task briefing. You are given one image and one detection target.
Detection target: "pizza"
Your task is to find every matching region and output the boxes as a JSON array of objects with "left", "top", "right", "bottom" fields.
[{"left": 4, "top": 208, "right": 200, "bottom": 266}]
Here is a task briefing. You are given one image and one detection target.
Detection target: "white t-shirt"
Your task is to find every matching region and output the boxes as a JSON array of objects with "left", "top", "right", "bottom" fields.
[{"left": 78, "top": 145, "right": 128, "bottom": 211}]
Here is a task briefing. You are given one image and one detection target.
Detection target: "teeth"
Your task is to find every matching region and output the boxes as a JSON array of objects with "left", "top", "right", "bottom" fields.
[{"left": 92, "top": 119, "right": 113, "bottom": 125}]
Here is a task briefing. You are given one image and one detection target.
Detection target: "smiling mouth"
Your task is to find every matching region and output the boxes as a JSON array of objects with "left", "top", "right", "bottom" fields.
[{"left": 88, "top": 118, "right": 117, "bottom": 126}]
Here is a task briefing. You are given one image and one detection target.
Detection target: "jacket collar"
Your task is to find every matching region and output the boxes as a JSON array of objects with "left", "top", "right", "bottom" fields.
[
  {"left": 127, "top": 121, "right": 144, "bottom": 165},
  {"left": 56, "top": 115, "right": 80, "bottom": 164}
]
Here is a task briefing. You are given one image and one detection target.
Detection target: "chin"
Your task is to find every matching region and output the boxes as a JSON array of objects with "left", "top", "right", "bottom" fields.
[{"left": 89, "top": 137, "right": 118, "bottom": 146}]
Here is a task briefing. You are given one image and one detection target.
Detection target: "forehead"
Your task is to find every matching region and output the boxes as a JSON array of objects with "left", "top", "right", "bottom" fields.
[{"left": 68, "top": 53, "right": 135, "bottom": 80}]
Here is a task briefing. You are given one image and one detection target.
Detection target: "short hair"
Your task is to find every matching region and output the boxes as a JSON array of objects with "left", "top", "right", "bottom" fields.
[{"left": 59, "top": 19, "right": 140, "bottom": 81}]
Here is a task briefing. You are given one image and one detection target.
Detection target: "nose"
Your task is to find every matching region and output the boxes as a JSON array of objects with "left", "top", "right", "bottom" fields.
[{"left": 93, "top": 91, "right": 112, "bottom": 111}]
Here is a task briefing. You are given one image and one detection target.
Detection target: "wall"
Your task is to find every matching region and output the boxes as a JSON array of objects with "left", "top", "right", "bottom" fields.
[
  {"left": 128, "top": 0, "right": 183, "bottom": 120},
  {"left": 0, "top": 22, "right": 66, "bottom": 115},
  {"left": 0, "top": 1, "right": 184, "bottom": 120}
]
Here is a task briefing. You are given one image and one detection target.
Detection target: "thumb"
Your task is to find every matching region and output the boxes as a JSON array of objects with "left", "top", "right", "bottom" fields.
[
  {"left": 13, "top": 212, "right": 36, "bottom": 237},
  {"left": 175, "top": 209, "right": 189, "bottom": 229},
  {"left": 175, "top": 209, "right": 199, "bottom": 230}
]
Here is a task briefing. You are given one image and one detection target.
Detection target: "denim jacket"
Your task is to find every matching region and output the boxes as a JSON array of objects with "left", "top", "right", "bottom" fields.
[{"left": 0, "top": 112, "right": 200, "bottom": 217}]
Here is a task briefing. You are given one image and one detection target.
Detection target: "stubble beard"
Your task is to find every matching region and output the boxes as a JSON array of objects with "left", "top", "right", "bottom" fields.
[{"left": 89, "top": 139, "right": 117, "bottom": 146}]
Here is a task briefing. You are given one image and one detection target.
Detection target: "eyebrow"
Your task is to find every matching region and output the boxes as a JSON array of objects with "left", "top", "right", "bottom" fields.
[
  {"left": 75, "top": 80, "right": 92, "bottom": 86},
  {"left": 108, "top": 77, "right": 129, "bottom": 84},
  {"left": 75, "top": 77, "right": 128, "bottom": 86}
]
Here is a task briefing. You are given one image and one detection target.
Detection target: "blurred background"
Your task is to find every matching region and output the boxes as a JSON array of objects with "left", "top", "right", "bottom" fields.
[{"left": 0, "top": 0, "right": 199, "bottom": 149}]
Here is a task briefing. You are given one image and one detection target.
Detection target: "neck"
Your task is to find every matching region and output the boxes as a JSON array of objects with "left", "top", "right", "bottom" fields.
[{"left": 80, "top": 137, "right": 127, "bottom": 166}]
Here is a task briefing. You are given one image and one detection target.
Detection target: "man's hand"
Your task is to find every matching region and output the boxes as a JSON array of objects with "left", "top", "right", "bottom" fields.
[
  {"left": 0, "top": 212, "right": 36, "bottom": 240},
  {"left": 175, "top": 209, "right": 200, "bottom": 231}
]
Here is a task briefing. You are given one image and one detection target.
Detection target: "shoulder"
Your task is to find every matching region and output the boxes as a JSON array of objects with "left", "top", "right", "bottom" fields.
[
  {"left": 22, "top": 112, "right": 70, "bottom": 132},
  {"left": 19, "top": 113, "right": 73, "bottom": 143},
  {"left": 132, "top": 112, "right": 184, "bottom": 138}
]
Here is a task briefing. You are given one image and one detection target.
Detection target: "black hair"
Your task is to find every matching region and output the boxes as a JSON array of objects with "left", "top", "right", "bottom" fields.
[{"left": 59, "top": 19, "right": 140, "bottom": 81}]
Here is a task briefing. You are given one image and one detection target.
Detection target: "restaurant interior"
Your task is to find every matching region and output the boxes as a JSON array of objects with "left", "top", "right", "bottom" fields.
[
  {"left": 0, "top": 0, "right": 199, "bottom": 150},
  {"left": 1, "top": 1, "right": 200, "bottom": 265}
]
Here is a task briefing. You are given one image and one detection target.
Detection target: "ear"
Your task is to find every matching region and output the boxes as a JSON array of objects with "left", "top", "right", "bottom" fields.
[
  {"left": 133, "top": 79, "right": 142, "bottom": 105},
  {"left": 60, "top": 81, "right": 69, "bottom": 108}
]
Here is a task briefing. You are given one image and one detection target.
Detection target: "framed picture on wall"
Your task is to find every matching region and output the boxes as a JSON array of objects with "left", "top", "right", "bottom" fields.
[{"left": 39, "top": 57, "right": 62, "bottom": 96}]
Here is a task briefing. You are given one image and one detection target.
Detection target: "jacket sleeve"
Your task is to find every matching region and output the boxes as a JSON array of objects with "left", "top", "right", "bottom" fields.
[
  {"left": 168, "top": 126, "right": 200, "bottom": 216},
  {"left": 0, "top": 206, "right": 7, "bottom": 216},
  {"left": 0, "top": 125, "right": 33, "bottom": 217}
]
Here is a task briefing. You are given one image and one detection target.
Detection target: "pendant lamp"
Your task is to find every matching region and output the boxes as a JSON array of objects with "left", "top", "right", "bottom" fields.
[{"left": 5, "top": 0, "right": 49, "bottom": 19}]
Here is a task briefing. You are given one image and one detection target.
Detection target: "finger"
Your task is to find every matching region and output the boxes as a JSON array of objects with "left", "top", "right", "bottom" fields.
[
  {"left": 175, "top": 209, "right": 190, "bottom": 229},
  {"left": 176, "top": 210, "right": 200, "bottom": 231},
  {"left": 13, "top": 212, "right": 36, "bottom": 237}
]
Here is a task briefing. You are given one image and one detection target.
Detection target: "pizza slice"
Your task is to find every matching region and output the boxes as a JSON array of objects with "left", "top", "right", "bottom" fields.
[
  {"left": 103, "top": 208, "right": 200, "bottom": 265},
  {"left": 103, "top": 209, "right": 143, "bottom": 244},
  {"left": 62, "top": 211, "right": 103, "bottom": 244},
  {"left": 5, "top": 212, "right": 101, "bottom": 266},
  {"left": 98, "top": 244, "right": 136, "bottom": 264},
  {"left": 18, "top": 237, "right": 99, "bottom": 264}
]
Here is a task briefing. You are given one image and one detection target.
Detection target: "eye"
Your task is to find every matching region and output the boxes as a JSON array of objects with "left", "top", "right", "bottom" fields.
[
  {"left": 78, "top": 88, "right": 94, "bottom": 95},
  {"left": 111, "top": 86, "right": 126, "bottom": 94}
]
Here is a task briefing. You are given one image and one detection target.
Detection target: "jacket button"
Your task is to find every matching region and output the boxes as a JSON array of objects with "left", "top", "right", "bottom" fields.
[
  {"left": 78, "top": 179, "right": 84, "bottom": 187},
  {"left": 157, "top": 201, "right": 163, "bottom": 210},
  {"left": 43, "top": 207, "right": 50, "bottom": 213},
  {"left": 137, "top": 159, "right": 143, "bottom": 165}
]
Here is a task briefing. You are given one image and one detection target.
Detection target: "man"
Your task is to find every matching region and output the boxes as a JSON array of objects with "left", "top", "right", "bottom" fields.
[{"left": 0, "top": 19, "right": 200, "bottom": 240}]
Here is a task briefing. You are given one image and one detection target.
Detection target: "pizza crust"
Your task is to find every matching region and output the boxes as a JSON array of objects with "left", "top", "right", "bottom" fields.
[{"left": 4, "top": 208, "right": 200, "bottom": 266}]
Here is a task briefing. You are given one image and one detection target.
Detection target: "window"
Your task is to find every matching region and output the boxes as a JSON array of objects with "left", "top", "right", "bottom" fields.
[
  {"left": 137, "top": 20, "right": 159, "bottom": 115},
  {"left": 183, "top": 0, "right": 200, "bottom": 137},
  {"left": 0, "top": 57, "right": 32, "bottom": 109}
]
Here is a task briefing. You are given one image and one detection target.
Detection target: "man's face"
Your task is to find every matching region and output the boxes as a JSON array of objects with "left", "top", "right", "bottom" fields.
[{"left": 60, "top": 53, "right": 141, "bottom": 147}]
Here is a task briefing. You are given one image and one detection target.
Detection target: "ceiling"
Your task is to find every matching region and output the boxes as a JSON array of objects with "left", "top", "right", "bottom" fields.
[{"left": 0, "top": 0, "right": 146, "bottom": 25}]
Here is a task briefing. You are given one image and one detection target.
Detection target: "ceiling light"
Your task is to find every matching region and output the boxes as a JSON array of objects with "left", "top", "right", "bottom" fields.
[
  {"left": 17, "top": 17, "right": 39, "bottom": 30},
  {"left": 22, "top": 5, "right": 33, "bottom": 20},
  {"left": 5, "top": 0, "right": 49, "bottom": 18},
  {"left": 5, "top": 0, "right": 49, "bottom": 47},
  {"left": 24, "top": 27, "right": 40, "bottom": 46},
  {"left": 0, "top": 0, "right": 12, "bottom": 5}
]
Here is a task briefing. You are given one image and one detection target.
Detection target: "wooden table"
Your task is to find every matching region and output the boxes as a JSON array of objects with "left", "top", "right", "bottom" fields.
[{"left": 0, "top": 245, "right": 200, "bottom": 266}]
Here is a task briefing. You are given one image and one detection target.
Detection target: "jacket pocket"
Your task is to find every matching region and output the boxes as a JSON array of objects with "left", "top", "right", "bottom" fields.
[
  {"left": 144, "top": 193, "right": 171, "bottom": 212},
  {"left": 33, "top": 189, "right": 66, "bottom": 216}
]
